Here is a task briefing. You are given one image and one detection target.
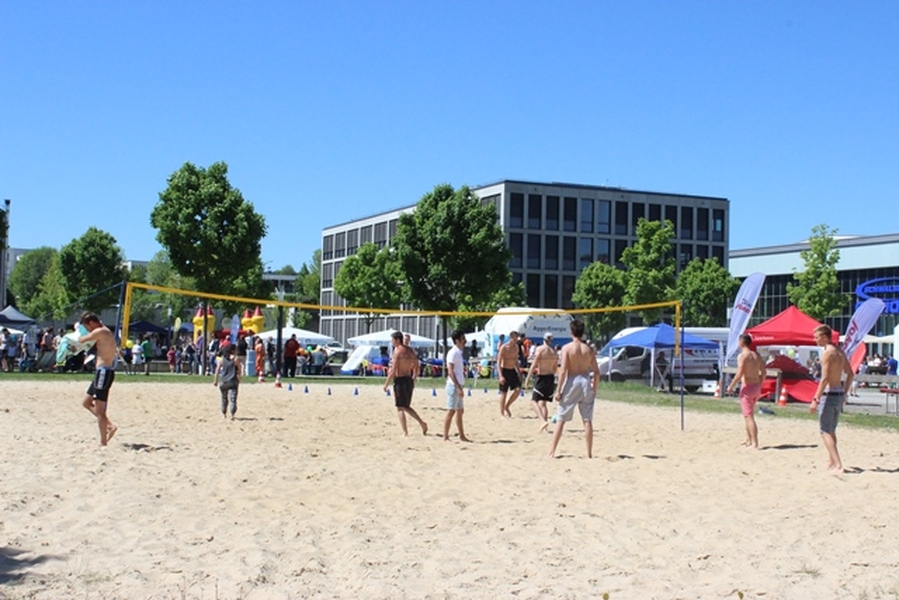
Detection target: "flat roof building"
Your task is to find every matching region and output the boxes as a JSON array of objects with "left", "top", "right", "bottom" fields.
[{"left": 320, "top": 179, "right": 730, "bottom": 346}]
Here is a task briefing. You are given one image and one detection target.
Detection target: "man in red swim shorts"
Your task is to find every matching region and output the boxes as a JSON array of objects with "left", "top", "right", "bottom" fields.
[{"left": 726, "top": 333, "right": 767, "bottom": 449}]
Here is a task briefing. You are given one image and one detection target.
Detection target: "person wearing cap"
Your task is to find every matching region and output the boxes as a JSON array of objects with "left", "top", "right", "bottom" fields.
[
  {"left": 498, "top": 331, "right": 522, "bottom": 417},
  {"left": 524, "top": 332, "right": 559, "bottom": 432}
]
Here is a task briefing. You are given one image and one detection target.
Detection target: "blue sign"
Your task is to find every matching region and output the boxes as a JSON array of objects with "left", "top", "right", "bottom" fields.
[{"left": 856, "top": 277, "right": 899, "bottom": 314}]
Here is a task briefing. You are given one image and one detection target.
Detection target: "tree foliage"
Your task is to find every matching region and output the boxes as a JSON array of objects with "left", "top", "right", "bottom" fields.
[
  {"left": 144, "top": 250, "right": 199, "bottom": 322},
  {"left": 151, "top": 161, "right": 268, "bottom": 301},
  {"left": 573, "top": 261, "right": 627, "bottom": 342},
  {"left": 291, "top": 249, "right": 321, "bottom": 328},
  {"left": 786, "top": 224, "right": 849, "bottom": 319},
  {"left": 58, "top": 227, "right": 127, "bottom": 313},
  {"left": 394, "top": 184, "right": 514, "bottom": 343},
  {"left": 334, "top": 243, "right": 402, "bottom": 332},
  {"left": 620, "top": 218, "right": 676, "bottom": 323},
  {"left": 9, "top": 246, "right": 57, "bottom": 314},
  {"left": 28, "top": 253, "right": 70, "bottom": 321},
  {"left": 675, "top": 257, "right": 740, "bottom": 327}
]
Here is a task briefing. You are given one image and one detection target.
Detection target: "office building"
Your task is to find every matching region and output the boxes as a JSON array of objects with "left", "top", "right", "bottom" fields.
[{"left": 320, "top": 180, "right": 730, "bottom": 345}]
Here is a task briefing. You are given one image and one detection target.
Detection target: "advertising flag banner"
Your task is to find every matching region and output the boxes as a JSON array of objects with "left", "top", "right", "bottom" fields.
[
  {"left": 842, "top": 298, "right": 885, "bottom": 358},
  {"left": 725, "top": 272, "right": 766, "bottom": 363},
  {"left": 230, "top": 314, "right": 240, "bottom": 346}
]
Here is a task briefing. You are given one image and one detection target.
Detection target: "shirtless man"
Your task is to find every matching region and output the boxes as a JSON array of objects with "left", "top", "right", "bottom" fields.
[
  {"left": 810, "top": 324, "right": 854, "bottom": 473},
  {"left": 548, "top": 319, "right": 601, "bottom": 458},
  {"left": 725, "top": 333, "right": 767, "bottom": 449},
  {"left": 498, "top": 331, "right": 522, "bottom": 417},
  {"left": 78, "top": 312, "right": 118, "bottom": 446},
  {"left": 524, "top": 332, "right": 558, "bottom": 432},
  {"left": 384, "top": 331, "right": 427, "bottom": 436}
]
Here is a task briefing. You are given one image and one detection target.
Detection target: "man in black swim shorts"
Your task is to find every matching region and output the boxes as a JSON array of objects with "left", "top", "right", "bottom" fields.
[
  {"left": 383, "top": 331, "right": 428, "bottom": 436},
  {"left": 498, "top": 331, "right": 522, "bottom": 417},
  {"left": 524, "top": 332, "right": 559, "bottom": 432}
]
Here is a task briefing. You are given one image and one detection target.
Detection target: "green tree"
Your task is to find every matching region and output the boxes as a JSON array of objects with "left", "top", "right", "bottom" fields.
[
  {"left": 675, "top": 257, "right": 740, "bottom": 327},
  {"left": 786, "top": 224, "right": 849, "bottom": 319},
  {"left": 27, "top": 253, "right": 70, "bottom": 321},
  {"left": 394, "top": 184, "right": 513, "bottom": 345},
  {"left": 144, "top": 250, "right": 198, "bottom": 323},
  {"left": 9, "top": 246, "right": 57, "bottom": 313},
  {"left": 291, "top": 249, "right": 321, "bottom": 328},
  {"left": 620, "top": 218, "right": 676, "bottom": 323},
  {"left": 573, "top": 262, "right": 627, "bottom": 342},
  {"left": 151, "top": 161, "right": 268, "bottom": 305},
  {"left": 126, "top": 263, "right": 160, "bottom": 323},
  {"left": 58, "top": 227, "right": 127, "bottom": 314},
  {"left": 334, "top": 243, "right": 402, "bottom": 332}
]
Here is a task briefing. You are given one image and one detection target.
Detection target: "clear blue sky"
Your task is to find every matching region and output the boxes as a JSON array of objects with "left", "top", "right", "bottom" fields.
[{"left": 2, "top": 1, "right": 897, "bottom": 271}]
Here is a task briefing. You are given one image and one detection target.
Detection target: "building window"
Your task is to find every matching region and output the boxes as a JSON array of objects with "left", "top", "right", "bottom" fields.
[
  {"left": 360, "top": 226, "right": 373, "bottom": 245},
  {"left": 321, "top": 291, "right": 333, "bottom": 316},
  {"left": 322, "top": 263, "right": 333, "bottom": 288},
  {"left": 527, "top": 274, "right": 541, "bottom": 308},
  {"left": 527, "top": 234, "right": 541, "bottom": 269},
  {"left": 631, "top": 203, "right": 645, "bottom": 236},
  {"left": 562, "top": 276, "right": 576, "bottom": 309},
  {"left": 334, "top": 232, "right": 346, "bottom": 258},
  {"left": 388, "top": 219, "right": 398, "bottom": 241},
  {"left": 347, "top": 229, "right": 359, "bottom": 255},
  {"left": 696, "top": 245, "right": 709, "bottom": 260},
  {"left": 696, "top": 208, "right": 709, "bottom": 241},
  {"left": 322, "top": 235, "right": 334, "bottom": 260},
  {"left": 562, "top": 236, "right": 577, "bottom": 271},
  {"left": 544, "top": 274, "right": 559, "bottom": 309},
  {"left": 615, "top": 201, "right": 628, "bottom": 235},
  {"left": 545, "top": 235, "right": 559, "bottom": 270},
  {"left": 614, "top": 240, "right": 628, "bottom": 267},
  {"left": 713, "top": 209, "right": 725, "bottom": 242},
  {"left": 509, "top": 233, "right": 523, "bottom": 269},
  {"left": 648, "top": 203, "right": 661, "bottom": 222},
  {"left": 680, "top": 207, "right": 693, "bottom": 239},
  {"left": 374, "top": 222, "right": 387, "bottom": 248},
  {"left": 597, "top": 200, "right": 610, "bottom": 234},
  {"left": 678, "top": 244, "right": 693, "bottom": 270},
  {"left": 510, "top": 193, "right": 524, "bottom": 228},
  {"left": 512, "top": 272, "right": 523, "bottom": 286},
  {"left": 596, "top": 239, "right": 610, "bottom": 264},
  {"left": 712, "top": 245, "right": 724, "bottom": 264},
  {"left": 546, "top": 196, "right": 560, "bottom": 230},
  {"left": 563, "top": 197, "right": 577, "bottom": 232},
  {"left": 479, "top": 194, "right": 500, "bottom": 213},
  {"left": 665, "top": 205, "right": 678, "bottom": 232},
  {"left": 579, "top": 238, "right": 593, "bottom": 271},
  {"left": 580, "top": 198, "right": 594, "bottom": 233},
  {"left": 528, "top": 194, "right": 542, "bottom": 229}
]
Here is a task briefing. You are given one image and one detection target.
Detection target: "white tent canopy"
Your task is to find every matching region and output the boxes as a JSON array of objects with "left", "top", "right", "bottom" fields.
[
  {"left": 255, "top": 327, "right": 335, "bottom": 347},
  {"left": 445, "top": 330, "right": 488, "bottom": 349},
  {"left": 348, "top": 329, "right": 435, "bottom": 348}
]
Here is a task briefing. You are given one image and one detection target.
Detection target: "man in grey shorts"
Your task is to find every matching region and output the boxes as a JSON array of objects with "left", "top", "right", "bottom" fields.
[
  {"left": 810, "top": 324, "right": 854, "bottom": 474},
  {"left": 548, "top": 319, "right": 601, "bottom": 459}
]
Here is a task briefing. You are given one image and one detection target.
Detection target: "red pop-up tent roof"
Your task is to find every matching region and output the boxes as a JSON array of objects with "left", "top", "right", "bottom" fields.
[{"left": 746, "top": 306, "right": 839, "bottom": 347}]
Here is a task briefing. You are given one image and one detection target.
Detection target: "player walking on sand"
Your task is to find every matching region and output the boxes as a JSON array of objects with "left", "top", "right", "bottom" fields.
[
  {"left": 78, "top": 312, "right": 118, "bottom": 446},
  {"left": 384, "top": 331, "right": 428, "bottom": 436},
  {"left": 726, "top": 333, "right": 767, "bottom": 449},
  {"left": 810, "top": 324, "right": 854, "bottom": 474},
  {"left": 524, "top": 332, "right": 558, "bottom": 432}
]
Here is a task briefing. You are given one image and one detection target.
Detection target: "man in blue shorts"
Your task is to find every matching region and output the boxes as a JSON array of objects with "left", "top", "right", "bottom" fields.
[
  {"left": 78, "top": 312, "right": 118, "bottom": 446},
  {"left": 810, "top": 324, "right": 854, "bottom": 474}
]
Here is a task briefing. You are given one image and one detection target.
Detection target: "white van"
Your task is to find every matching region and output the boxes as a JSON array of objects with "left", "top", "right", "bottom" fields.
[{"left": 597, "top": 327, "right": 728, "bottom": 392}]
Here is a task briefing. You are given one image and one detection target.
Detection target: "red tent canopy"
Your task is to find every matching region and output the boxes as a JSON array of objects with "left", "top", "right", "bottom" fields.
[{"left": 746, "top": 306, "right": 839, "bottom": 347}]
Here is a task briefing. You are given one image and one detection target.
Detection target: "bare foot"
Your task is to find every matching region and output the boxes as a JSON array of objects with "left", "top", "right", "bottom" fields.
[
  {"left": 460, "top": 436, "right": 472, "bottom": 442},
  {"left": 443, "top": 436, "right": 450, "bottom": 442},
  {"left": 539, "top": 421, "right": 548, "bottom": 433},
  {"left": 740, "top": 440, "right": 750, "bottom": 447},
  {"left": 106, "top": 424, "right": 118, "bottom": 442},
  {"left": 421, "top": 422, "right": 429, "bottom": 436}
]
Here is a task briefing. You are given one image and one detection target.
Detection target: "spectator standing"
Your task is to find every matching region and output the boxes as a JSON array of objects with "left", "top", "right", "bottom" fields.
[{"left": 284, "top": 334, "right": 301, "bottom": 377}]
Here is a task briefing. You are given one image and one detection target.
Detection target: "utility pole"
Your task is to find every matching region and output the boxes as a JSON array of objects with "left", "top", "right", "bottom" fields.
[{"left": 0, "top": 199, "right": 10, "bottom": 308}]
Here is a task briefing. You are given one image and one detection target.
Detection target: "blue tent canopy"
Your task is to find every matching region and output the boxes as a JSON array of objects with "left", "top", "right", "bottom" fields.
[
  {"left": 128, "top": 320, "right": 168, "bottom": 334},
  {"left": 608, "top": 323, "right": 718, "bottom": 350}
]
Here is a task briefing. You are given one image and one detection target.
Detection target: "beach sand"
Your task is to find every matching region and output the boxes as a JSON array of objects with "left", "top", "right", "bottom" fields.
[{"left": 2, "top": 378, "right": 899, "bottom": 599}]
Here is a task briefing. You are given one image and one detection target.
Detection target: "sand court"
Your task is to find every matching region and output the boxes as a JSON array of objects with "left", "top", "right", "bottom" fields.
[{"left": 2, "top": 379, "right": 899, "bottom": 598}]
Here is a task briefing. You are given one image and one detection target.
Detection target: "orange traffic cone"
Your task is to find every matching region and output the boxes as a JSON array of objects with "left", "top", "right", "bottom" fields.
[
  {"left": 714, "top": 381, "right": 722, "bottom": 399},
  {"left": 777, "top": 386, "right": 788, "bottom": 406},
  {"left": 257, "top": 370, "right": 265, "bottom": 383},
  {"left": 274, "top": 371, "right": 282, "bottom": 388}
]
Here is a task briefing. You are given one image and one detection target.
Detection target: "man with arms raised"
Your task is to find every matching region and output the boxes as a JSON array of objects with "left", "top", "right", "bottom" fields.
[
  {"left": 383, "top": 331, "right": 427, "bottom": 436},
  {"left": 810, "top": 324, "right": 854, "bottom": 473},
  {"left": 524, "top": 332, "right": 558, "bottom": 432},
  {"left": 78, "top": 312, "right": 118, "bottom": 446},
  {"left": 497, "top": 330, "right": 522, "bottom": 417},
  {"left": 726, "top": 333, "right": 767, "bottom": 449},
  {"left": 548, "top": 319, "right": 601, "bottom": 458}
]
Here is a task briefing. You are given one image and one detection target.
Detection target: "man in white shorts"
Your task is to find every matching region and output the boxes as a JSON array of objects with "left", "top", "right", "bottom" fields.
[
  {"left": 444, "top": 329, "right": 471, "bottom": 442},
  {"left": 548, "top": 319, "right": 600, "bottom": 459}
]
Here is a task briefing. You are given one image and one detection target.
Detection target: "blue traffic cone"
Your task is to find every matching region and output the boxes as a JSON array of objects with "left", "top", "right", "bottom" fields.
[
  {"left": 354, "top": 387, "right": 359, "bottom": 396},
  {"left": 304, "top": 385, "right": 309, "bottom": 393},
  {"left": 288, "top": 383, "right": 293, "bottom": 391},
  {"left": 467, "top": 388, "right": 471, "bottom": 396},
  {"left": 432, "top": 389, "right": 437, "bottom": 397},
  {"left": 483, "top": 387, "right": 487, "bottom": 394},
  {"left": 328, "top": 387, "right": 331, "bottom": 396},
  {"left": 386, "top": 388, "right": 391, "bottom": 396},
  {"left": 520, "top": 389, "right": 525, "bottom": 397}
]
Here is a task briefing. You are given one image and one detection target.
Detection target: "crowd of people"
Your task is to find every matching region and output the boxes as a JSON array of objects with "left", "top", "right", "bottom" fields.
[{"left": 0, "top": 325, "right": 66, "bottom": 372}]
